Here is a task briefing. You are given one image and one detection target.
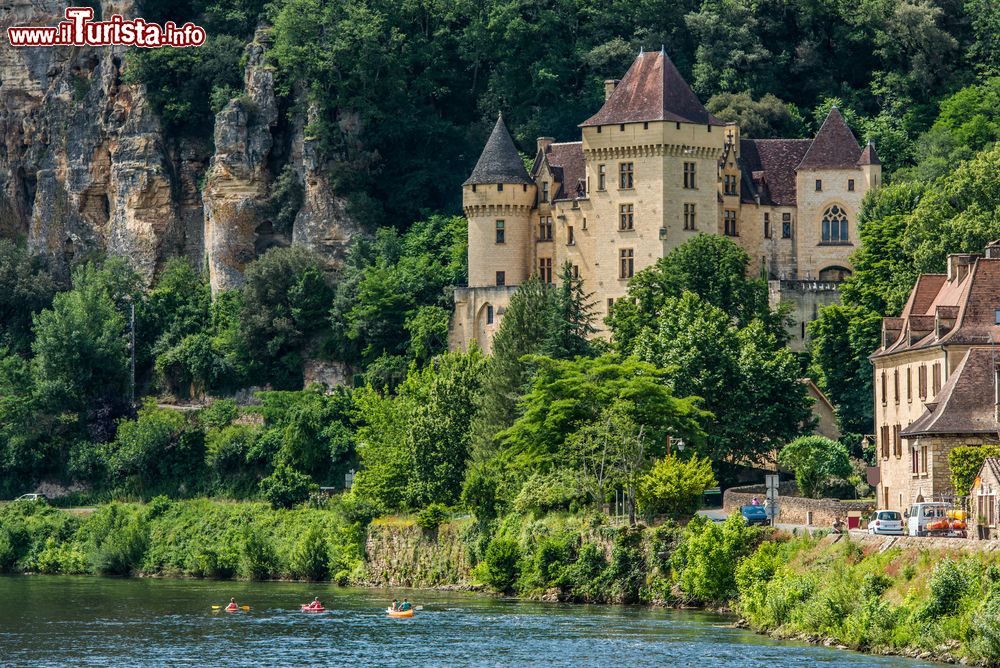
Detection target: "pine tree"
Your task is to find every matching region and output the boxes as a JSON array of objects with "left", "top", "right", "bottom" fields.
[{"left": 541, "top": 262, "right": 597, "bottom": 360}]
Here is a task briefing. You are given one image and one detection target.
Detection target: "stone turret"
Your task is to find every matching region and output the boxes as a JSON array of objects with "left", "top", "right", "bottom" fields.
[
  {"left": 463, "top": 114, "right": 535, "bottom": 289},
  {"left": 858, "top": 140, "right": 882, "bottom": 189}
]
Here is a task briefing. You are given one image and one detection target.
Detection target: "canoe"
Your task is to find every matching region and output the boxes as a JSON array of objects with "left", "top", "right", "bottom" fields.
[
  {"left": 387, "top": 608, "right": 414, "bottom": 618},
  {"left": 301, "top": 605, "right": 326, "bottom": 613},
  {"left": 926, "top": 519, "right": 949, "bottom": 532}
]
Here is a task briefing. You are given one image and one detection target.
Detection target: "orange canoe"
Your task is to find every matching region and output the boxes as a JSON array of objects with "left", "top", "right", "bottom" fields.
[{"left": 387, "top": 608, "right": 414, "bottom": 618}]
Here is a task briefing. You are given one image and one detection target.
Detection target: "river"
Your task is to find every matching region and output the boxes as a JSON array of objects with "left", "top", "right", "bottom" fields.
[{"left": 0, "top": 576, "right": 940, "bottom": 667}]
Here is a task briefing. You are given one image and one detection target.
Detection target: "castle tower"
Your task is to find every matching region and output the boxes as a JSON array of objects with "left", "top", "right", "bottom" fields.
[
  {"left": 858, "top": 140, "right": 882, "bottom": 189},
  {"left": 463, "top": 114, "right": 536, "bottom": 289},
  {"left": 577, "top": 48, "right": 726, "bottom": 314}
]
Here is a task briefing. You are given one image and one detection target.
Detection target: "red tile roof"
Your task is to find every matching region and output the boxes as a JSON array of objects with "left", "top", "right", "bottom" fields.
[
  {"left": 738, "top": 139, "right": 811, "bottom": 206},
  {"left": 580, "top": 50, "right": 723, "bottom": 127},
  {"left": 539, "top": 142, "right": 586, "bottom": 200},
  {"left": 858, "top": 141, "right": 880, "bottom": 166},
  {"left": 902, "top": 348, "right": 1000, "bottom": 437},
  {"left": 797, "top": 107, "right": 863, "bottom": 170}
]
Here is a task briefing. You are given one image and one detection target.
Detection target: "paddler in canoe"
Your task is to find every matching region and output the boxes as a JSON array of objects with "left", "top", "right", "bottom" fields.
[
  {"left": 226, "top": 598, "right": 240, "bottom": 612},
  {"left": 387, "top": 598, "right": 414, "bottom": 617},
  {"left": 302, "top": 597, "right": 325, "bottom": 612}
]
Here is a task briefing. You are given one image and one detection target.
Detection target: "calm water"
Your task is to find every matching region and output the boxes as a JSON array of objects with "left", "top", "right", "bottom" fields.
[{"left": 0, "top": 576, "right": 939, "bottom": 667}]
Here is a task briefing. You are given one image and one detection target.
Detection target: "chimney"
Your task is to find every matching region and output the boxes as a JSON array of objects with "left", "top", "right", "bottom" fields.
[
  {"left": 947, "top": 253, "right": 978, "bottom": 282},
  {"left": 536, "top": 137, "right": 555, "bottom": 154},
  {"left": 604, "top": 79, "right": 620, "bottom": 100}
]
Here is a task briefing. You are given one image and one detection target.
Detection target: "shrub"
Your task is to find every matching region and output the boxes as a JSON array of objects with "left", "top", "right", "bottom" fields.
[
  {"left": 513, "top": 470, "right": 587, "bottom": 514},
  {"left": 288, "top": 526, "right": 330, "bottom": 581},
  {"left": 83, "top": 504, "right": 149, "bottom": 576},
  {"left": 920, "top": 558, "right": 969, "bottom": 618},
  {"left": 777, "top": 436, "right": 852, "bottom": 498},
  {"left": 416, "top": 503, "right": 449, "bottom": 532},
  {"left": 238, "top": 524, "right": 277, "bottom": 580},
  {"left": 676, "top": 513, "right": 763, "bottom": 604},
  {"left": 566, "top": 542, "right": 607, "bottom": 602},
  {"left": 968, "top": 593, "right": 1000, "bottom": 664},
  {"left": 259, "top": 464, "right": 314, "bottom": 509},
  {"left": 477, "top": 537, "right": 521, "bottom": 594},
  {"left": 605, "top": 527, "right": 646, "bottom": 603},
  {"left": 637, "top": 454, "right": 717, "bottom": 518}
]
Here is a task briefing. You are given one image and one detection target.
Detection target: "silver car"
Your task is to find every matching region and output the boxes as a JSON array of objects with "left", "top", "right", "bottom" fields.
[{"left": 868, "top": 510, "right": 904, "bottom": 535}]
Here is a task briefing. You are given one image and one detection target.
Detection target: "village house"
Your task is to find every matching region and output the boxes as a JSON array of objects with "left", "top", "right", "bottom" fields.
[
  {"left": 872, "top": 243, "right": 1000, "bottom": 512},
  {"left": 450, "top": 47, "right": 881, "bottom": 354},
  {"left": 970, "top": 458, "right": 1000, "bottom": 540}
]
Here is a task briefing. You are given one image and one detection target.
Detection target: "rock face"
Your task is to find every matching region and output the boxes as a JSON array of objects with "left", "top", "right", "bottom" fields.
[
  {"left": 0, "top": 0, "right": 206, "bottom": 282},
  {"left": 202, "top": 27, "right": 279, "bottom": 293},
  {"left": 0, "top": 1, "right": 360, "bottom": 288}
]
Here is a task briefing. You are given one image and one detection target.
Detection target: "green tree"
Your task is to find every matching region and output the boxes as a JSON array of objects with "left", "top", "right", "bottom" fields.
[
  {"left": 541, "top": 262, "right": 597, "bottom": 360},
  {"left": 778, "top": 435, "right": 853, "bottom": 498},
  {"left": 0, "top": 241, "right": 58, "bottom": 355},
  {"left": 638, "top": 454, "right": 717, "bottom": 519},
  {"left": 706, "top": 91, "right": 806, "bottom": 138},
  {"left": 259, "top": 463, "right": 315, "bottom": 509},
  {"left": 31, "top": 262, "right": 131, "bottom": 413}
]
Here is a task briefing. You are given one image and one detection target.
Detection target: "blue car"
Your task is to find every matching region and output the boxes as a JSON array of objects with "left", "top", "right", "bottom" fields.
[{"left": 741, "top": 504, "right": 769, "bottom": 526}]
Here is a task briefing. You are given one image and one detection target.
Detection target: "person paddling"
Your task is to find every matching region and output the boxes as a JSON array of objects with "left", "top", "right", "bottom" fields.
[
  {"left": 309, "top": 597, "right": 323, "bottom": 610},
  {"left": 390, "top": 598, "right": 399, "bottom": 611},
  {"left": 400, "top": 598, "right": 411, "bottom": 612},
  {"left": 226, "top": 597, "right": 239, "bottom": 612}
]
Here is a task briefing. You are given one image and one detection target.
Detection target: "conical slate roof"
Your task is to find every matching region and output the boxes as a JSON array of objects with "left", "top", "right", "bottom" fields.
[
  {"left": 580, "top": 49, "right": 723, "bottom": 127},
  {"left": 797, "top": 107, "right": 862, "bottom": 170},
  {"left": 464, "top": 114, "right": 532, "bottom": 185}
]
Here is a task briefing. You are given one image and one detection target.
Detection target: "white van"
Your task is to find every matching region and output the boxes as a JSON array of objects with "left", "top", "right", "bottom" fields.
[{"left": 906, "top": 502, "right": 954, "bottom": 537}]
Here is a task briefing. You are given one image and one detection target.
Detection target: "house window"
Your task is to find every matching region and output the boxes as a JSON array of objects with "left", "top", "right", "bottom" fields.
[
  {"left": 848, "top": 179, "right": 855, "bottom": 192},
  {"left": 815, "top": 179, "right": 822, "bottom": 192},
  {"left": 567, "top": 225, "right": 575, "bottom": 245},
  {"left": 496, "top": 271, "right": 505, "bottom": 287},
  {"left": 607, "top": 297, "right": 614, "bottom": 312},
  {"left": 598, "top": 165, "right": 606, "bottom": 191},
  {"left": 912, "top": 445, "right": 920, "bottom": 475},
  {"left": 881, "top": 371, "right": 887, "bottom": 405},
  {"left": 571, "top": 264, "right": 579, "bottom": 279},
  {"left": 539, "top": 216, "right": 553, "bottom": 241},
  {"left": 880, "top": 425, "right": 889, "bottom": 459},
  {"left": 683, "top": 162, "right": 696, "bottom": 189},
  {"left": 921, "top": 445, "right": 928, "bottom": 474},
  {"left": 684, "top": 203, "right": 696, "bottom": 230},
  {"left": 894, "top": 425, "right": 902, "bottom": 458},
  {"left": 539, "top": 258, "right": 553, "bottom": 284},
  {"left": 995, "top": 308, "right": 1000, "bottom": 325},
  {"left": 893, "top": 369, "right": 899, "bottom": 403},
  {"left": 932, "top": 363, "right": 942, "bottom": 395},
  {"left": 498, "top": 183, "right": 504, "bottom": 192},
  {"left": 486, "top": 305, "right": 494, "bottom": 324},
  {"left": 821, "top": 205, "right": 849, "bottom": 243},
  {"left": 495, "top": 220, "right": 505, "bottom": 244},
  {"left": 724, "top": 174, "right": 738, "bottom": 195},
  {"left": 918, "top": 365, "right": 927, "bottom": 398},
  {"left": 724, "top": 210, "right": 738, "bottom": 236},
  {"left": 907, "top": 367, "right": 912, "bottom": 402},
  {"left": 782, "top": 213, "right": 792, "bottom": 238},
  {"left": 619, "top": 204, "right": 634, "bottom": 230},
  {"left": 764, "top": 213, "right": 771, "bottom": 239},
  {"left": 542, "top": 181, "right": 549, "bottom": 203},
  {"left": 619, "top": 248, "right": 634, "bottom": 279},
  {"left": 619, "top": 162, "right": 634, "bottom": 189}
]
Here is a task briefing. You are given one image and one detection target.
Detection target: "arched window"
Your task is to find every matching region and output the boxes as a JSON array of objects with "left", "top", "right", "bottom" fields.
[
  {"left": 821, "top": 205, "right": 849, "bottom": 242},
  {"left": 819, "top": 266, "right": 852, "bottom": 282}
]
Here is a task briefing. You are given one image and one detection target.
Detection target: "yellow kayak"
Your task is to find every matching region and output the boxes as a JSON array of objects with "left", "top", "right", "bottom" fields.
[{"left": 387, "top": 608, "right": 414, "bottom": 618}]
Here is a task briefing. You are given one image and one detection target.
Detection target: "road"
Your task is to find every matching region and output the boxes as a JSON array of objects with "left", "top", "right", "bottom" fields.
[{"left": 697, "top": 508, "right": 821, "bottom": 533}]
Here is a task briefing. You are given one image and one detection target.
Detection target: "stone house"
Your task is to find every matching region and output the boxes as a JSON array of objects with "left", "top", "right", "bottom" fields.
[
  {"left": 970, "top": 458, "right": 1000, "bottom": 539},
  {"left": 451, "top": 48, "right": 881, "bottom": 354},
  {"left": 872, "top": 243, "right": 1000, "bottom": 511}
]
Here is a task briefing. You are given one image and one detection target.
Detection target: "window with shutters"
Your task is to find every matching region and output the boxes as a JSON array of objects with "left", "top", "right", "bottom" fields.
[{"left": 932, "top": 364, "right": 942, "bottom": 395}]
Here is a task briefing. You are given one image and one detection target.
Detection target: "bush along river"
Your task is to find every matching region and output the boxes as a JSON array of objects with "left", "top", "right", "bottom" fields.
[
  {"left": 4, "top": 500, "right": 999, "bottom": 664},
  {"left": 0, "top": 576, "right": 942, "bottom": 668}
]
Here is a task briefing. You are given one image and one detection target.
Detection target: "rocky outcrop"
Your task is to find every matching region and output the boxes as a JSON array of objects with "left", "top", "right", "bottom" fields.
[
  {"left": 363, "top": 519, "right": 475, "bottom": 588},
  {"left": 0, "top": 0, "right": 206, "bottom": 282},
  {"left": 1, "top": 1, "right": 359, "bottom": 289},
  {"left": 202, "top": 27, "right": 279, "bottom": 293}
]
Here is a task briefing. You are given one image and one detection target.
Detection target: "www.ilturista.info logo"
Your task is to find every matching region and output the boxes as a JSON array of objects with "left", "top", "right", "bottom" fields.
[{"left": 7, "top": 7, "right": 205, "bottom": 47}]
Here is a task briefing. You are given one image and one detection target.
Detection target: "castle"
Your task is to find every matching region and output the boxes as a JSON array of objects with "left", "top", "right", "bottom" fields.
[{"left": 449, "top": 49, "right": 881, "bottom": 353}]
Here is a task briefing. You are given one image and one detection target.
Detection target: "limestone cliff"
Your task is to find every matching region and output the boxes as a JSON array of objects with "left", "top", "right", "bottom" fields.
[{"left": 0, "top": 0, "right": 360, "bottom": 289}]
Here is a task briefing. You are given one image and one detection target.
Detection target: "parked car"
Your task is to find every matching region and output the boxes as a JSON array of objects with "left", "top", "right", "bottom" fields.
[
  {"left": 907, "top": 502, "right": 967, "bottom": 537},
  {"left": 868, "top": 510, "right": 904, "bottom": 535},
  {"left": 14, "top": 493, "right": 46, "bottom": 502},
  {"left": 741, "top": 504, "right": 769, "bottom": 526}
]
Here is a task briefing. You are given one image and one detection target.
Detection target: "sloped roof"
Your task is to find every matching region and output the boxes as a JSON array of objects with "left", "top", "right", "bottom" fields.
[
  {"left": 858, "top": 141, "right": 880, "bottom": 166},
  {"left": 534, "top": 142, "right": 586, "bottom": 200},
  {"left": 902, "top": 348, "right": 999, "bottom": 437},
  {"left": 464, "top": 114, "right": 532, "bottom": 185},
  {"left": 580, "top": 49, "right": 723, "bottom": 127},
  {"left": 797, "top": 107, "right": 863, "bottom": 170},
  {"left": 739, "top": 139, "right": 812, "bottom": 206}
]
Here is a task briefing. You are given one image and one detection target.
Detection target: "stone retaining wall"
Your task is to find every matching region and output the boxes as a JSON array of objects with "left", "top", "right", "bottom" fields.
[
  {"left": 724, "top": 482, "right": 872, "bottom": 527},
  {"left": 832, "top": 531, "right": 1000, "bottom": 553}
]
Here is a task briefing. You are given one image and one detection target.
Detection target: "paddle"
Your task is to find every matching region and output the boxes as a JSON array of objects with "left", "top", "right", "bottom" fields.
[{"left": 212, "top": 604, "right": 251, "bottom": 611}]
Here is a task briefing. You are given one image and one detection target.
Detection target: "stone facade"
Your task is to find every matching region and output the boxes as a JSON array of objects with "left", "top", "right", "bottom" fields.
[
  {"left": 873, "top": 246, "right": 1000, "bottom": 511},
  {"left": 451, "top": 49, "right": 880, "bottom": 352},
  {"left": 723, "top": 482, "right": 870, "bottom": 527}
]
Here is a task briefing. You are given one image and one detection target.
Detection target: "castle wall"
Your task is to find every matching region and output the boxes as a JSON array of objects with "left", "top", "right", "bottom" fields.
[{"left": 794, "top": 167, "right": 866, "bottom": 279}]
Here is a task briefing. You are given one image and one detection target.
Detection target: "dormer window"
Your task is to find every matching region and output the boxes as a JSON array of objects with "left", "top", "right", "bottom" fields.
[{"left": 542, "top": 182, "right": 549, "bottom": 203}]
